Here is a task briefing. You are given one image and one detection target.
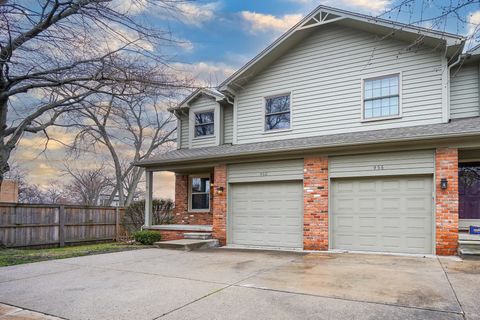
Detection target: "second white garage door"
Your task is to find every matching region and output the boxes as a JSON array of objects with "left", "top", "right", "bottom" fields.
[
  {"left": 230, "top": 181, "right": 303, "bottom": 249},
  {"left": 331, "top": 175, "right": 434, "bottom": 254}
]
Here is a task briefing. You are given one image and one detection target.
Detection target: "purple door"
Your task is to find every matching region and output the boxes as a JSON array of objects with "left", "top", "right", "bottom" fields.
[{"left": 459, "top": 164, "right": 480, "bottom": 219}]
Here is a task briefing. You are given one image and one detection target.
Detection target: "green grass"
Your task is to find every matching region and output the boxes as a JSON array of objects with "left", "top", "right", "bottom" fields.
[{"left": 0, "top": 242, "right": 148, "bottom": 267}]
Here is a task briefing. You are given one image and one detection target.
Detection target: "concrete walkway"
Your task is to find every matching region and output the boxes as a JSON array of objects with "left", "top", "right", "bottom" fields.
[{"left": 0, "top": 248, "right": 478, "bottom": 320}]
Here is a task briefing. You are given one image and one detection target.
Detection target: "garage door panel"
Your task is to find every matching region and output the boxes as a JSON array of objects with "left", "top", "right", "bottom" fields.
[
  {"left": 231, "top": 181, "right": 303, "bottom": 249},
  {"left": 332, "top": 176, "right": 433, "bottom": 254}
]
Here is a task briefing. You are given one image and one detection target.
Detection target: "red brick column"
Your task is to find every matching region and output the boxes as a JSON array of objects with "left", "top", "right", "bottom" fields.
[
  {"left": 435, "top": 148, "right": 459, "bottom": 256},
  {"left": 174, "top": 174, "right": 188, "bottom": 218},
  {"left": 303, "top": 156, "right": 329, "bottom": 251},
  {"left": 212, "top": 164, "right": 227, "bottom": 245}
]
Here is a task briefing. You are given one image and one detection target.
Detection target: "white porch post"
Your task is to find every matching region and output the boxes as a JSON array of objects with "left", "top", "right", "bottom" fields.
[{"left": 144, "top": 170, "right": 153, "bottom": 228}]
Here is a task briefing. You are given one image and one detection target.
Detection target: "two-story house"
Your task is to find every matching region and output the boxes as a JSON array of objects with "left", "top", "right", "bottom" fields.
[{"left": 137, "top": 5, "right": 480, "bottom": 256}]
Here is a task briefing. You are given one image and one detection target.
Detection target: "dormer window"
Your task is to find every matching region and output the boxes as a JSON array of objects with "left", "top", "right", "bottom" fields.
[
  {"left": 363, "top": 74, "right": 400, "bottom": 120},
  {"left": 265, "top": 93, "right": 291, "bottom": 131},
  {"left": 194, "top": 111, "right": 214, "bottom": 137}
]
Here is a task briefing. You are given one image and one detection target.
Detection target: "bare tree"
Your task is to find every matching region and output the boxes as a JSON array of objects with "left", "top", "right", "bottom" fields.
[
  {"left": 64, "top": 165, "right": 113, "bottom": 205},
  {"left": 70, "top": 91, "right": 176, "bottom": 206},
  {"left": 0, "top": 0, "right": 189, "bottom": 183}
]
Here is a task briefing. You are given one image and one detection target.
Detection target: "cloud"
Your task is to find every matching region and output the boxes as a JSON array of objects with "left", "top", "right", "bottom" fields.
[
  {"left": 111, "top": 0, "right": 149, "bottom": 15},
  {"left": 176, "top": 38, "right": 195, "bottom": 52},
  {"left": 176, "top": 2, "right": 219, "bottom": 27},
  {"left": 172, "top": 61, "right": 236, "bottom": 86},
  {"left": 468, "top": 11, "right": 480, "bottom": 36},
  {"left": 286, "top": 0, "right": 390, "bottom": 13},
  {"left": 240, "top": 11, "right": 302, "bottom": 34}
]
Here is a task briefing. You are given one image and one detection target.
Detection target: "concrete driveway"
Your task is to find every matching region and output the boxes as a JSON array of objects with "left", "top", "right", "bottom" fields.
[{"left": 0, "top": 248, "right": 479, "bottom": 320}]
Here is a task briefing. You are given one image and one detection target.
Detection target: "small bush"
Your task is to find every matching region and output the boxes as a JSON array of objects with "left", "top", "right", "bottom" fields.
[{"left": 133, "top": 231, "right": 161, "bottom": 245}]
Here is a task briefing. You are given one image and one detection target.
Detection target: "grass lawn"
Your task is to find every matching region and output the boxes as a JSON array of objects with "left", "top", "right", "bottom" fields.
[{"left": 0, "top": 242, "right": 148, "bottom": 267}]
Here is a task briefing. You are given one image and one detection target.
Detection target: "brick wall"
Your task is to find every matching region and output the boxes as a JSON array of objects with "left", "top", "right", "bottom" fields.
[
  {"left": 303, "top": 156, "right": 329, "bottom": 251},
  {"left": 173, "top": 174, "right": 213, "bottom": 225},
  {"left": 435, "top": 148, "right": 459, "bottom": 256},
  {"left": 212, "top": 164, "right": 227, "bottom": 245}
]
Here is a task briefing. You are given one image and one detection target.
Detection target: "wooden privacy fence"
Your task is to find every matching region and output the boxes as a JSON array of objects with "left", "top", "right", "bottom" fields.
[{"left": 0, "top": 203, "right": 127, "bottom": 248}]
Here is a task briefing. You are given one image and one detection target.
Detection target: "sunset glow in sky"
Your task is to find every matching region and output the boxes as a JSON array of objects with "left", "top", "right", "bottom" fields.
[{"left": 14, "top": 0, "right": 480, "bottom": 199}]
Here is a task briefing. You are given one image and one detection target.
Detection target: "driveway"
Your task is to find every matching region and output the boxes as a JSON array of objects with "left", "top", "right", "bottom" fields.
[{"left": 0, "top": 248, "right": 478, "bottom": 320}]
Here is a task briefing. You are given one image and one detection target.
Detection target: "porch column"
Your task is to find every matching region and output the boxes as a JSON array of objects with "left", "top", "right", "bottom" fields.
[{"left": 144, "top": 170, "right": 153, "bottom": 228}]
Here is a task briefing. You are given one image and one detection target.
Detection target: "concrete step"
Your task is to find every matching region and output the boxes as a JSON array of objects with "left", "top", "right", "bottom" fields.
[
  {"left": 154, "top": 239, "right": 219, "bottom": 251},
  {"left": 459, "top": 247, "right": 480, "bottom": 259},
  {"left": 184, "top": 232, "right": 212, "bottom": 240}
]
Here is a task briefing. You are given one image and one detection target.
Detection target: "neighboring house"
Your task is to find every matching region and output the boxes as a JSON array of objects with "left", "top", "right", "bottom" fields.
[
  {"left": 98, "top": 193, "right": 140, "bottom": 207},
  {"left": 137, "top": 5, "right": 480, "bottom": 256}
]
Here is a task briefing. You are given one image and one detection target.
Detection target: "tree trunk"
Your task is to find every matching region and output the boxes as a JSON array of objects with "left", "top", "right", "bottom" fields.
[
  {"left": 125, "top": 167, "right": 144, "bottom": 206},
  {"left": 0, "top": 94, "right": 11, "bottom": 185}
]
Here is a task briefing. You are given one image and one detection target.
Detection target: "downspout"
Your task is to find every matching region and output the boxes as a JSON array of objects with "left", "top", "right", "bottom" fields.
[{"left": 447, "top": 53, "right": 469, "bottom": 122}]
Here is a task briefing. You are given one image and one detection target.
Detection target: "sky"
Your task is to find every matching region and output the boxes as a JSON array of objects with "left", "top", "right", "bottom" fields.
[{"left": 12, "top": 0, "right": 480, "bottom": 200}]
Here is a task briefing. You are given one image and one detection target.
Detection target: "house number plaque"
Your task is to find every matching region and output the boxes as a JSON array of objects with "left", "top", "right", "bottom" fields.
[{"left": 373, "top": 165, "right": 385, "bottom": 171}]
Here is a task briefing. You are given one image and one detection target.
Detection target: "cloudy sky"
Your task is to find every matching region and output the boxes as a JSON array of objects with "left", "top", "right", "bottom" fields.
[{"left": 13, "top": 0, "right": 480, "bottom": 200}]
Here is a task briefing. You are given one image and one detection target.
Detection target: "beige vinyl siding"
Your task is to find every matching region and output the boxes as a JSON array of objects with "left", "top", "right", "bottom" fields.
[
  {"left": 223, "top": 105, "right": 234, "bottom": 144},
  {"left": 450, "top": 64, "right": 479, "bottom": 119},
  {"left": 190, "top": 96, "right": 217, "bottom": 148},
  {"left": 329, "top": 150, "right": 435, "bottom": 178},
  {"left": 228, "top": 159, "right": 304, "bottom": 183},
  {"left": 180, "top": 115, "right": 189, "bottom": 149},
  {"left": 235, "top": 25, "right": 444, "bottom": 144}
]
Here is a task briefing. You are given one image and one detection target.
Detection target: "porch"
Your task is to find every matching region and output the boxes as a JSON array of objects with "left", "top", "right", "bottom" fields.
[{"left": 142, "top": 164, "right": 226, "bottom": 243}]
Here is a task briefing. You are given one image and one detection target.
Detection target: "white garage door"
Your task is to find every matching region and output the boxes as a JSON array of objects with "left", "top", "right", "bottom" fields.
[
  {"left": 230, "top": 181, "right": 303, "bottom": 249},
  {"left": 331, "top": 175, "right": 433, "bottom": 254}
]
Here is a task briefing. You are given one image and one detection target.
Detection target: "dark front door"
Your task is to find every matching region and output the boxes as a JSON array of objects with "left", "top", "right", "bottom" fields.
[{"left": 459, "top": 163, "right": 480, "bottom": 220}]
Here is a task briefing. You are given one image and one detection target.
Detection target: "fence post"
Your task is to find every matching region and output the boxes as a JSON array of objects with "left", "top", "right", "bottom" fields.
[
  {"left": 115, "top": 207, "right": 120, "bottom": 241},
  {"left": 59, "top": 205, "right": 65, "bottom": 247}
]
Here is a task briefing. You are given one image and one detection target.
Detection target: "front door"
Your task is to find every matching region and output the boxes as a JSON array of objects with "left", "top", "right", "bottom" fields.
[{"left": 459, "top": 163, "right": 480, "bottom": 228}]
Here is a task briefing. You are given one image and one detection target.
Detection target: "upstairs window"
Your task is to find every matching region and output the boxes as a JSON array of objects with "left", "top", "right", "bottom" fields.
[
  {"left": 265, "top": 94, "right": 291, "bottom": 131},
  {"left": 190, "top": 175, "right": 210, "bottom": 211},
  {"left": 194, "top": 111, "right": 214, "bottom": 137},
  {"left": 363, "top": 74, "right": 400, "bottom": 120}
]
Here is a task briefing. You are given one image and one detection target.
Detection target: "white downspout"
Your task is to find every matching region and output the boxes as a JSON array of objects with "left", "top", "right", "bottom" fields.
[{"left": 447, "top": 54, "right": 469, "bottom": 122}]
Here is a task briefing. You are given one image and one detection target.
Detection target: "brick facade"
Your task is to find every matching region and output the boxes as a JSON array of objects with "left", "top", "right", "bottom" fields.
[
  {"left": 173, "top": 174, "right": 213, "bottom": 225},
  {"left": 212, "top": 164, "right": 227, "bottom": 245},
  {"left": 303, "top": 156, "right": 329, "bottom": 251},
  {"left": 435, "top": 148, "right": 459, "bottom": 256}
]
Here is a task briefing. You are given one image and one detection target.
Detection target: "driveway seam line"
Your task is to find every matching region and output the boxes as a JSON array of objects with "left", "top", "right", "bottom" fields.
[
  {"left": 0, "top": 267, "right": 82, "bottom": 284},
  {"left": 437, "top": 256, "right": 467, "bottom": 319},
  {"left": 0, "top": 302, "right": 67, "bottom": 320},
  {"left": 152, "top": 257, "right": 300, "bottom": 319},
  {"left": 233, "top": 285, "right": 464, "bottom": 316},
  {"left": 53, "top": 262, "right": 234, "bottom": 286}
]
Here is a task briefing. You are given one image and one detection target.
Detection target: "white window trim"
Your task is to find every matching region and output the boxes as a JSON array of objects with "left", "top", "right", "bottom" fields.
[
  {"left": 262, "top": 91, "right": 293, "bottom": 133},
  {"left": 193, "top": 110, "right": 215, "bottom": 139},
  {"left": 361, "top": 72, "right": 403, "bottom": 122},
  {"left": 188, "top": 174, "right": 211, "bottom": 212}
]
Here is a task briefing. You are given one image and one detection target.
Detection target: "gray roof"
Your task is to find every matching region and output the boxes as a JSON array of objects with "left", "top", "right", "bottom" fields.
[{"left": 137, "top": 117, "right": 480, "bottom": 168}]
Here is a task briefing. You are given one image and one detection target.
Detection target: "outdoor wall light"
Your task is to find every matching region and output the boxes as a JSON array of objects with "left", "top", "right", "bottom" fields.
[
  {"left": 440, "top": 178, "right": 448, "bottom": 190},
  {"left": 217, "top": 186, "right": 224, "bottom": 194}
]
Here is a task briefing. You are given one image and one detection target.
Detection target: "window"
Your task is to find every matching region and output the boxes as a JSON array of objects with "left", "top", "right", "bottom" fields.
[
  {"left": 265, "top": 94, "right": 291, "bottom": 131},
  {"left": 190, "top": 175, "right": 210, "bottom": 211},
  {"left": 363, "top": 74, "right": 400, "bottom": 120},
  {"left": 194, "top": 111, "right": 214, "bottom": 137}
]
